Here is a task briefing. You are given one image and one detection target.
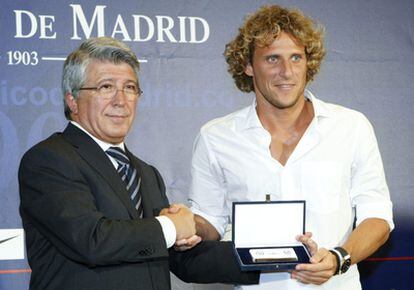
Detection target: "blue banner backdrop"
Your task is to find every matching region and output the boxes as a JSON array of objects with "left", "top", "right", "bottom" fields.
[{"left": 1, "top": 1, "right": 413, "bottom": 289}]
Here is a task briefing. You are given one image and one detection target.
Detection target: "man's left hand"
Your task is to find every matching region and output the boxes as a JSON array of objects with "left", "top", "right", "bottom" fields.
[{"left": 291, "top": 247, "right": 337, "bottom": 285}]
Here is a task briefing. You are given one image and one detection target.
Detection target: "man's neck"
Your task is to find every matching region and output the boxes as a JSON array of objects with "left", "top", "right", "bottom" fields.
[
  {"left": 256, "top": 96, "right": 314, "bottom": 135},
  {"left": 70, "top": 121, "right": 125, "bottom": 151},
  {"left": 256, "top": 96, "right": 314, "bottom": 165}
]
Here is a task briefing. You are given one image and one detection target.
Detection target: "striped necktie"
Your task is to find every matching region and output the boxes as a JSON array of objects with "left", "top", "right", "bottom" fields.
[{"left": 106, "top": 147, "right": 143, "bottom": 217}]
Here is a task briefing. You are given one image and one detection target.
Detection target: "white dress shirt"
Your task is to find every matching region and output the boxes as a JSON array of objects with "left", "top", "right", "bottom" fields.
[
  {"left": 70, "top": 121, "right": 176, "bottom": 248},
  {"left": 189, "top": 91, "right": 394, "bottom": 290}
]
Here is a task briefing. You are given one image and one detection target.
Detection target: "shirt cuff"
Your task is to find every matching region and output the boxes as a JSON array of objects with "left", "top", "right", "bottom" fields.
[
  {"left": 356, "top": 202, "right": 395, "bottom": 231},
  {"left": 155, "top": 216, "right": 177, "bottom": 248}
]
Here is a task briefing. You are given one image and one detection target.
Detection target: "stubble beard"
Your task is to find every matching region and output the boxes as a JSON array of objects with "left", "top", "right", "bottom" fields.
[{"left": 261, "top": 89, "right": 304, "bottom": 110}]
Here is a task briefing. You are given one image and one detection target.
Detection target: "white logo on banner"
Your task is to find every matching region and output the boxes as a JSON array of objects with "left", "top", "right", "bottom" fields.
[
  {"left": 0, "top": 229, "right": 25, "bottom": 260},
  {"left": 13, "top": 5, "right": 210, "bottom": 43}
]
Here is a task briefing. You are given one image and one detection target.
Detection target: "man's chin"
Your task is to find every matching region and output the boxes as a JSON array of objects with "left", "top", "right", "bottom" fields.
[
  {"left": 268, "top": 99, "right": 299, "bottom": 110},
  {"left": 269, "top": 94, "right": 304, "bottom": 110},
  {"left": 104, "top": 129, "right": 129, "bottom": 144}
]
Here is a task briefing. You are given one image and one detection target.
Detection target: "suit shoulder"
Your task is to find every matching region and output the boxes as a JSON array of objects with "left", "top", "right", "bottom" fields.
[{"left": 21, "top": 132, "right": 68, "bottom": 161}]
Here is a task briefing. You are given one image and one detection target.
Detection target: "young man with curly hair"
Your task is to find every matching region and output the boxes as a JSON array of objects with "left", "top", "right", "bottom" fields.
[{"left": 183, "top": 5, "right": 393, "bottom": 290}]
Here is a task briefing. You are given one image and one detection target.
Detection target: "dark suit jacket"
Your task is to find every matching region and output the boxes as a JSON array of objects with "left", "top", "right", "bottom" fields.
[{"left": 19, "top": 123, "right": 258, "bottom": 290}]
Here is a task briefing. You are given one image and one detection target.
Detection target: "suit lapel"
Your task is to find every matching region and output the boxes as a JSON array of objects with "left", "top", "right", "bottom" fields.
[{"left": 62, "top": 123, "right": 140, "bottom": 219}]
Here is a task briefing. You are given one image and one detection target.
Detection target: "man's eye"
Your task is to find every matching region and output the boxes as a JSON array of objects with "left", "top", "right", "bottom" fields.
[
  {"left": 99, "top": 84, "right": 114, "bottom": 92},
  {"left": 266, "top": 56, "right": 278, "bottom": 63},
  {"left": 292, "top": 55, "right": 302, "bottom": 62},
  {"left": 125, "top": 84, "right": 137, "bottom": 92}
]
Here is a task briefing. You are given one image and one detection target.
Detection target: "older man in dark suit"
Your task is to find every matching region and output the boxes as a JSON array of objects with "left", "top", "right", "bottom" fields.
[{"left": 18, "top": 37, "right": 260, "bottom": 290}]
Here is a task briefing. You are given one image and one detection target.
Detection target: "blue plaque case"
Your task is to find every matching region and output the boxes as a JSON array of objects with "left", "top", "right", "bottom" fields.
[{"left": 232, "top": 200, "right": 310, "bottom": 271}]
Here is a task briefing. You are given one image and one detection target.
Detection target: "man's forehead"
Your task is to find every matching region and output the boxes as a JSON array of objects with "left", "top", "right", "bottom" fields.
[
  {"left": 254, "top": 34, "right": 305, "bottom": 53},
  {"left": 85, "top": 59, "right": 138, "bottom": 81}
]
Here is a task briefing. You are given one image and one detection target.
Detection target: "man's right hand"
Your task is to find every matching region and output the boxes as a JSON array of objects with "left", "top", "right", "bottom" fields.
[
  {"left": 160, "top": 204, "right": 196, "bottom": 240},
  {"left": 174, "top": 235, "right": 202, "bottom": 252}
]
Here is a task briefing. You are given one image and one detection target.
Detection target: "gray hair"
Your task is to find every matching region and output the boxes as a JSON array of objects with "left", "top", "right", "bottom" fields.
[{"left": 62, "top": 37, "right": 140, "bottom": 120}]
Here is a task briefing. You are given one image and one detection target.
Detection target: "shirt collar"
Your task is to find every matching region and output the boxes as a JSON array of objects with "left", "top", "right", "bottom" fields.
[
  {"left": 240, "top": 98, "right": 262, "bottom": 131},
  {"left": 305, "top": 90, "right": 331, "bottom": 119},
  {"left": 239, "top": 89, "right": 331, "bottom": 131},
  {"left": 70, "top": 121, "right": 125, "bottom": 152}
]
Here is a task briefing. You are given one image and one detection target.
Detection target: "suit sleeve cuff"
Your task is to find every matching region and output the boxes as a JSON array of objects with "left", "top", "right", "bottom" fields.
[{"left": 155, "top": 216, "right": 177, "bottom": 248}]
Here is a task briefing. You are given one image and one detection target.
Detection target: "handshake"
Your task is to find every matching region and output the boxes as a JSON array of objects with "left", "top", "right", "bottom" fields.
[{"left": 160, "top": 204, "right": 203, "bottom": 251}]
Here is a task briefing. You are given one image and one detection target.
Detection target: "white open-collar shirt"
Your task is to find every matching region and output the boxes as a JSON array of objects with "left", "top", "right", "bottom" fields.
[{"left": 189, "top": 91, "right": 393, "bottom": 290}]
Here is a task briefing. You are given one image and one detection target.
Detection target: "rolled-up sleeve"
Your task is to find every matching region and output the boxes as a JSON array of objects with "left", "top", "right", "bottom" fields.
[{"left": 350, "top": 114, "right": 394, "bottom": 231}]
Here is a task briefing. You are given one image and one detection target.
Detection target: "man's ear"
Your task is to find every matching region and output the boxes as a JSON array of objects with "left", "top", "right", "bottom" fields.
[
  {"left": 65, "top": 93, "right": 78, "bottom": 115},
  {"left": 245, "top": 62, "right": 254, "bottom": 77}
]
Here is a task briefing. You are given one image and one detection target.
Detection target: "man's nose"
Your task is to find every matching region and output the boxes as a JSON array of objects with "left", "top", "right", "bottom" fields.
[
  {"left": 279, "top": 59, "right": 293, "bottom": 78},
  {"left": 111, "top": 88, "right": 128, "bottom": 104}
]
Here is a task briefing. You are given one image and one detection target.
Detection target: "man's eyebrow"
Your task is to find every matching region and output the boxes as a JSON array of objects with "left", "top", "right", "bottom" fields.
[
  {"left": 264, "top": 53, "right": 279, "bottom": 57},
  {"left": 95, "top": 78, "right": 137, "bottom": 84}
]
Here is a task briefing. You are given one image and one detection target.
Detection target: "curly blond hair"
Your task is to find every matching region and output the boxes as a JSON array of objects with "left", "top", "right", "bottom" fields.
[{"left": 224, "top": 5, "right": 325, "bottom": 92}]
